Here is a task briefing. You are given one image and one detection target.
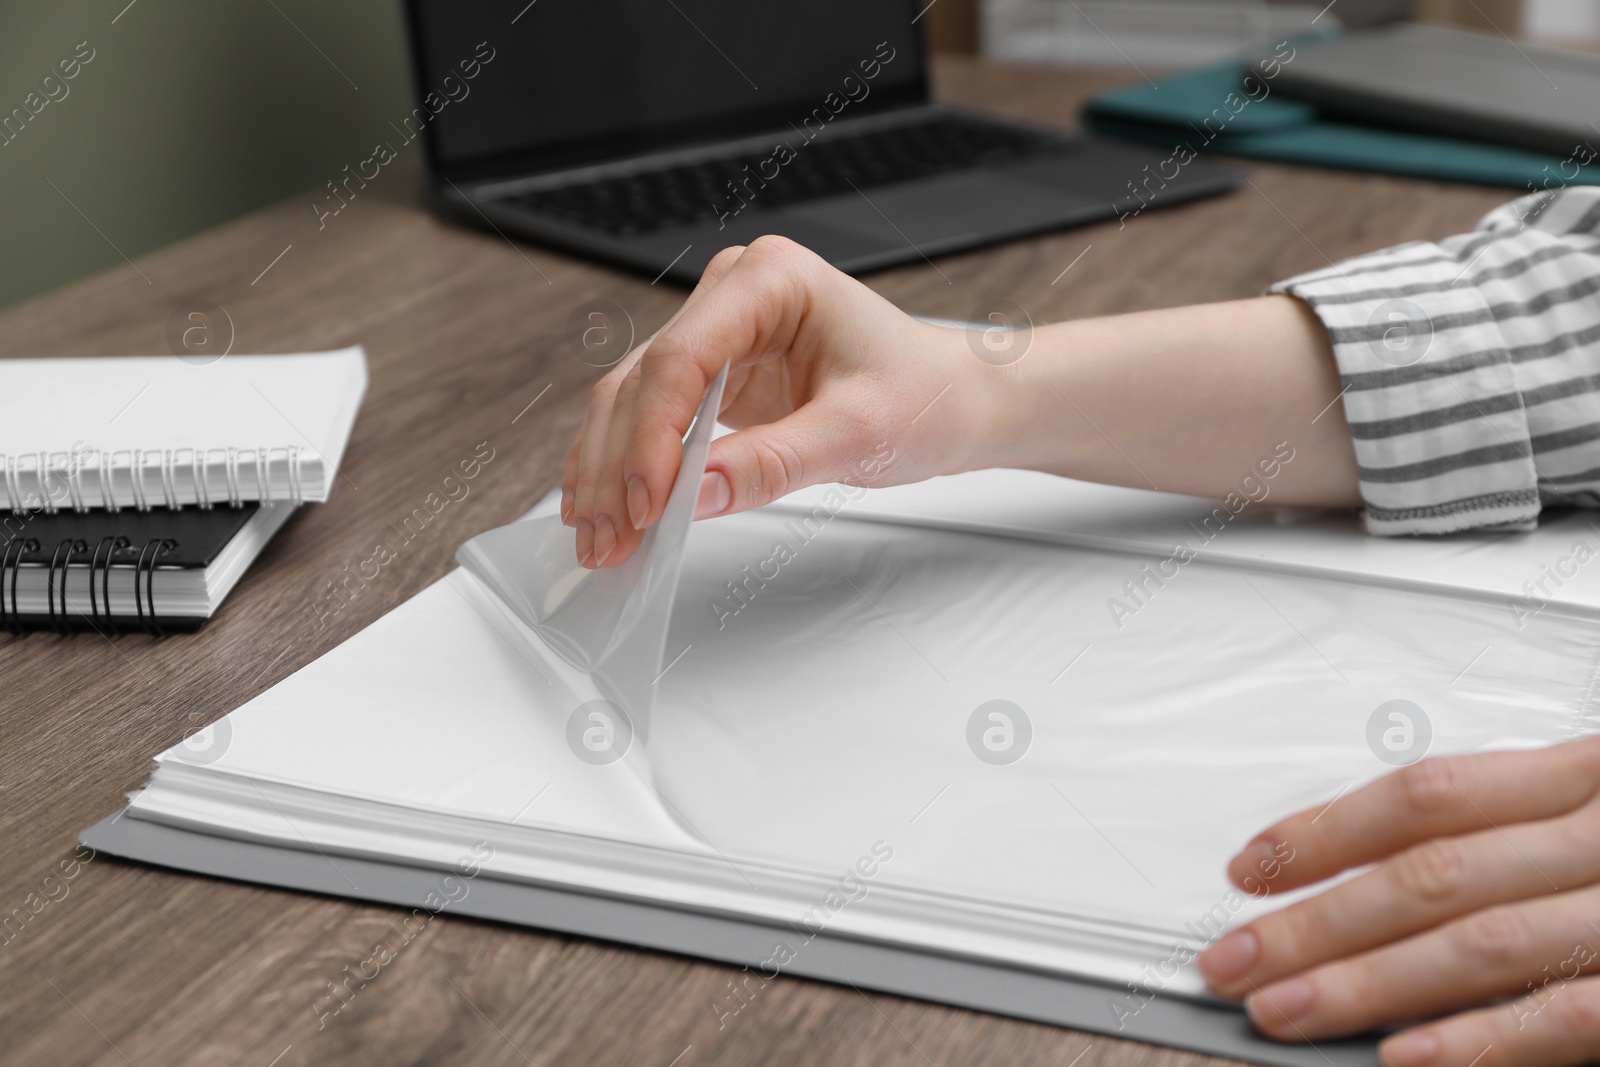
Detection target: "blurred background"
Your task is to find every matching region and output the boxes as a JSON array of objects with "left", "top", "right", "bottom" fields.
[{"left": 1, "top": 0, "right": 1591, "bottom": 312}]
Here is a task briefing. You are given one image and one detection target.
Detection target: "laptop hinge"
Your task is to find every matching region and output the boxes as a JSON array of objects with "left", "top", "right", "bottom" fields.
[{"left": 463, "top": 103, "right": 955, "bottom": 201}]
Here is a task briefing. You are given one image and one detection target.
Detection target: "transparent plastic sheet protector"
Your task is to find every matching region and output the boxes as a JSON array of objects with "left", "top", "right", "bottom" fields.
[{"left": 140, "top": 369, "right": 1600, "bottom": 1000}]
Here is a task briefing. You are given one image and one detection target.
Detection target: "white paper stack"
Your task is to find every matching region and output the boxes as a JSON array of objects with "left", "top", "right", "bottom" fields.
[{"left": 113, "top": 381, "right": 1600, "bottom": 1010}]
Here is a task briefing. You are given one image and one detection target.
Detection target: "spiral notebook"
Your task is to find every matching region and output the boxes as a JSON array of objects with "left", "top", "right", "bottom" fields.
[
  {"left": 0, "top": 348, "right": 366, "bottom": 510},
  {"left": 0, "top": 503, "right": 294, "bottom": 633}
]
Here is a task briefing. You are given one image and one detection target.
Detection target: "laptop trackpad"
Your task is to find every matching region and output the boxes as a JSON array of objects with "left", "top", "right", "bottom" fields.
[{"left": 776, "top": 170, "right": 1098, "bottom": 248}]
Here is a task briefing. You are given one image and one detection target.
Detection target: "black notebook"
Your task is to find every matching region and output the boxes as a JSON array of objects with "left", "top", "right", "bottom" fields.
[{"left": 0, "top": 503, "right": 294, "bottom": 633}]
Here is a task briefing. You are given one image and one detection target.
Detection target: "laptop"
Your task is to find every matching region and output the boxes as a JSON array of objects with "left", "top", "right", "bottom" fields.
[
  {"left": 1252, "top": 23, "right": 1600, "bottom": 158},
  {"left": 401, "top": 0, "right": 1243, "bottom": 286}
]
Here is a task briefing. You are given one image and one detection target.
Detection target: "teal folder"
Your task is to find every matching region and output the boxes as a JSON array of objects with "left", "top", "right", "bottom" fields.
[{"left": 1082, "top": 40, "right": 1600, "bottom": 190}]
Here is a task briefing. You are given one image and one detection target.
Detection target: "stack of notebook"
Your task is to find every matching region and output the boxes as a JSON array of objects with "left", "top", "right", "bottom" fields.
[
  {"left": 87, "top": 373, "right": 1600, "bottom": 1066},
  {"left": 0, "top": 348, "right": 366, "bottom": 632}
]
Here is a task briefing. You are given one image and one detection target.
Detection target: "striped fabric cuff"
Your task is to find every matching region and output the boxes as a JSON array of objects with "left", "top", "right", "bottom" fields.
[{"left": 1270, "top": 247, "right": 1542, "bottom": 536}]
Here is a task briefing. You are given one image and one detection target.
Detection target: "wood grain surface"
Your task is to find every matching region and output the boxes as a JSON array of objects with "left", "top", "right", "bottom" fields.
[{"left": 0, "top": 58, "right": 1511, "bottom": 1067}]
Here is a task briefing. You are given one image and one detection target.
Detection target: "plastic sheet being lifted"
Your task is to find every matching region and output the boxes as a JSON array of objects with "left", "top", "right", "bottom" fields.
[
  {"left": 457, "top": 366, "right": 727, "bottom": 754},
  {"left": 459, "top": 372, "right": 1600, "bottom": 956}
]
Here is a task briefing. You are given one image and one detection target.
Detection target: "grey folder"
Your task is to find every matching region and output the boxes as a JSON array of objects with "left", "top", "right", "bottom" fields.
[{"left": 82, "top": 810, "right": 1380, "bottom": 1067}]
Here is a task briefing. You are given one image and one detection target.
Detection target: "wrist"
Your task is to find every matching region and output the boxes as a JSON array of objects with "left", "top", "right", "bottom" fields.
[
  {"left": 921, "top": 319, "right": 1033, "bottom": 477},
  {"left": 958, "top": 319, "right": 1089, "bottom": 476}
]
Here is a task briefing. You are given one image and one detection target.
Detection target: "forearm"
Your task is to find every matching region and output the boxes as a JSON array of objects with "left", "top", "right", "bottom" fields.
[{"left": 976, "top": 295, "right": 1362, "bottom": 508}]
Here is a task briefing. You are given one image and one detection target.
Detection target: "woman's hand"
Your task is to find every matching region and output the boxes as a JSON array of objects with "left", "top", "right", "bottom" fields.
[
  {"left": 561, "top": 235, "right": 1362, "bottom": 570},
  {"left": 1199, "top": 737, "right": 1600, "bottom": 1067},
  {"left": 561, "top": 236, "right": 998, "bottom": 569}
]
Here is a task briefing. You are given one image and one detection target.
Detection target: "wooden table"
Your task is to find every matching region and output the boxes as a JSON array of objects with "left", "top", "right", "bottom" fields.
[{"left": 0, "top": 58, "right": 1512, "bottom": 1067}]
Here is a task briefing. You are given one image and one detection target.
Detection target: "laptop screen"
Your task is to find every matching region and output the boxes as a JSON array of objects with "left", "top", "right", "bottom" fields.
[{"left": 403, "top": 0, "right": 929, "bottom": 179}]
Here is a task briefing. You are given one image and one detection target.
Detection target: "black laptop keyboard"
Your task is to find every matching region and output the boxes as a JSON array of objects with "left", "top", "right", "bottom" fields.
[{"left": 503, "top": 114, "right": 1064, "bottom": 239}]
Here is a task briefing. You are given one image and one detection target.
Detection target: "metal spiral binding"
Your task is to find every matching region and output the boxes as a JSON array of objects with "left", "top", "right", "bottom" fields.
[
  {"left": 65, "top": 453, "right": 86, "bottom": 512},
  {"left": 223, "top": 448, "right": 242, "bottom": 507},
  {"left": 97, "top": 451, "right": 118, "bottom": 512},
  {"left": 3, "top": 456, "right": 28, "bottom": 515},
  {"left": 46, "top": 537, "right": 88, "bottom": 633},
  {"left": 0, "top": 534, "right": 179, "bottom": 633},
  {"left": 286, "top": 444, "right": 304, "bottom": 505},
  {"left": 1, "top": 536, "right": 37, "bottom": 633},
  {"left": 88, "top": 536, "right": 127, "bottom": 627},
  {"left": 192, "top": 447, "right": 212, "bottom": 510},
  {"left": 128, "top": 451, "right": 151, "bottom": 511},
  {"left": 253, "top": 446, "right": 269, "bottom": 502},
  {"left": 134, "top": 537, "right": 177, "bottom": 637},
  {"left": 2, "top": 447, "right": 308, "bottom": 511},
  {"left": 159, "top": 450, "right": 180, "bottom": 510}
]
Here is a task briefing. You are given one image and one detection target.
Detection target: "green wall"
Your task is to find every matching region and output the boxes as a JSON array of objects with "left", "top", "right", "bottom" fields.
[{"left": 0, "top": 0, "right": 414, "bottom": 309}]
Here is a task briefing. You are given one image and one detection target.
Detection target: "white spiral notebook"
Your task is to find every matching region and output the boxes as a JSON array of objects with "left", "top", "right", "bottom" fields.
[
  {"left": 84, "top": 371, "right": 1600, "bottom": 1067},
  {"left": 0, "top": 347, "right": 366, "bottom": 510}
]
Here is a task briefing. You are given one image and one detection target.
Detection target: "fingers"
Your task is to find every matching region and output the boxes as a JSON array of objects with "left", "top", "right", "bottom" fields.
[
  {"left": 560, "top": 408, "right": 585, "bottom": 525},
  {"left": 568, "top": 348, "right": 643, "bottom": 564},
  {"left": 590, "top": 360, "right": 648, "bottom": 566},
  {"left": 1225, "top": 740, "right": 1600, "bottom": 896},
  {"left": 562, "top": 341, "right": 645, "bottom": 534},
  {"left": 563, "top": 243, "right": 747, "bottom": 562},
  {"left": 619, "top": 235, "right": 825, "bottom": 534},
  {"left": 1203, "top": 807, "right": 1600, "bottom": 997},
  {"left": 693, "top": 400, "right": 873, "bottom": 518},
  {"left": 1242, "top": 883, "right": 1600, "bottom": 1043},
  {"left": 1379, "top": 974, "right": 1600, "bottom": 1067}
]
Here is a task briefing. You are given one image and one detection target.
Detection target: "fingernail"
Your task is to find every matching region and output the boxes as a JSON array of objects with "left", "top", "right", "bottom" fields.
[
  {"left": 561, "top": 490, "right": 574, "bottom": 526},
  {"left": 626, "top": 476, "right": 650, "bottom": 530},
  {"left": 575, "top": 518, "right": 595, "bottom": 566},
  {"left": 1199, "top": 929, "right": 1258, "bottom": 986},
  {"left": 1247, "top": 978, "right": 1313, "bottom": 1028},
  {"left": 695, "top": 470, "right": 731, "bottom": 519},
  {"left": 593, "top": 515, "right": 617, "bottom": 567},
  {"left": 1380, "top": 1030, "right": 1440, "bottom": 1067}
]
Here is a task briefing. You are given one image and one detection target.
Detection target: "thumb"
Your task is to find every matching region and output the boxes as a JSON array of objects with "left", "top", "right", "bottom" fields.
[{"left": 695, "top": 404, "right": 872, "bottom": 519}]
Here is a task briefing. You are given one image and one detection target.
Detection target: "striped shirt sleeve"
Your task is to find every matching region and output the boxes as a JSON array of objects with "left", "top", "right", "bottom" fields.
[{"left": 1269, "top": 185, "right": 1600, "bottom": 536}]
